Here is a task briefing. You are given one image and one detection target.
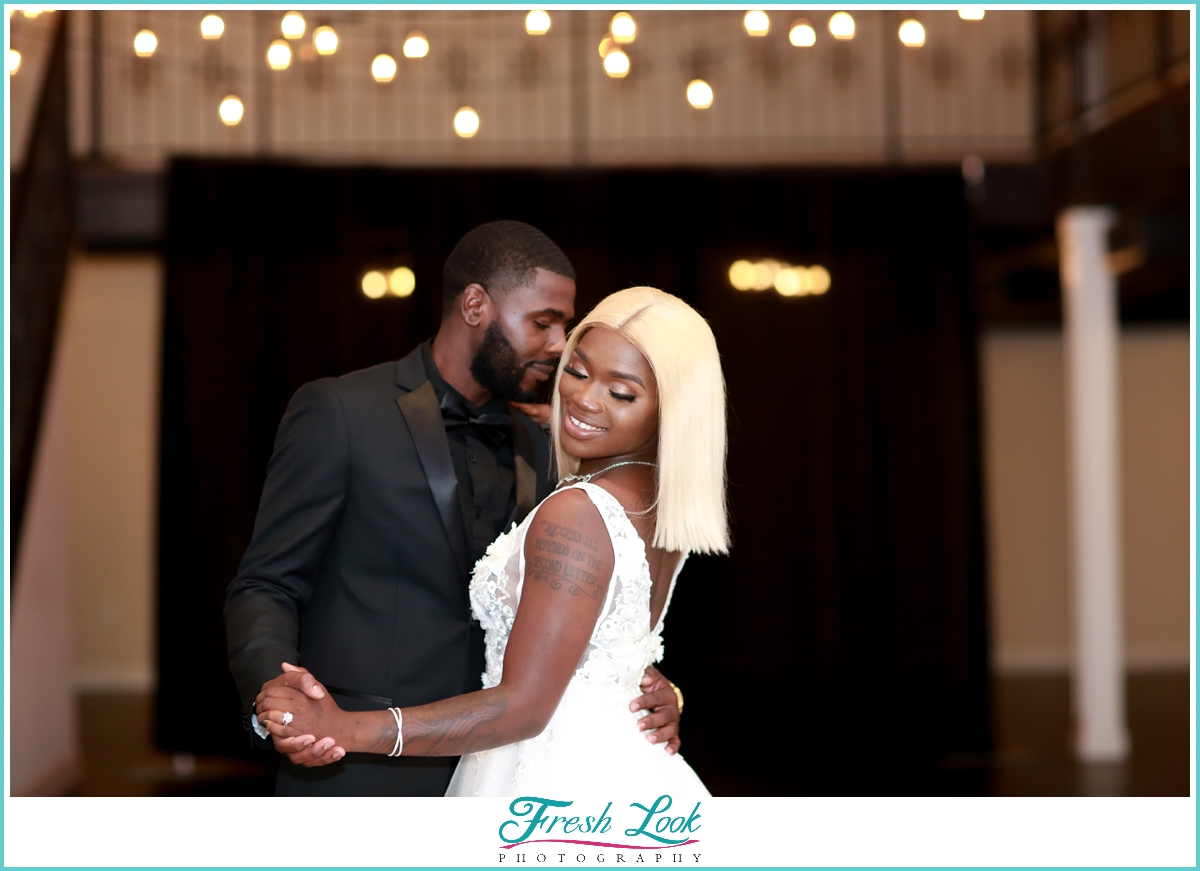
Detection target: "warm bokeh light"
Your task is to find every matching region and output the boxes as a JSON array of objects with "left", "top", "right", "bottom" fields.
[
  {"left": 828, "top": 12, "right": 855, "bottom": 40},
  {"left": 610, "top": 12, "right": 636, "bottom": 44},
  {"left": 8, "top": 49, "right": 21, "bottom": 75},
  {"left": 218, "top": 95, "right": 244, "bottom": 126},
  {"left": 454, "top": 106, "right": 480, "bottom": 138},
  {"left": 404, "top": 31, "right": 430, "bottom": 58},
  {"left": 362, "top": 271, "right": 388, "bottom": 299},
  {"left": 133, "top": 29, "right": 158, "bottom": 57},
  {"left": 372, "top": 53, "right": 397, "bottom": 83},
  {"left": 603, "top": 48, "right": 630, "bottom": 78},
  {"left": 958, "top": 8, "right": 986, "bottom": 20},
  {"left": 313, "top": 25, "right": 338, "bottom": 55},
  {"left": 729, "top": 260, "right": 756, "bottom": 291},
  {"left": 774, "top": 267, "right": 802, "bottom": 297},
  {"left": 806, "top": 265, "right": 831, "bottom": 294},
  {"left": 525, "top": 10, "right": 551, "bottom": 35},
  {"left": 266, "top": 39, "right": 292, "bottom": 70},
  {"left": 389, "top": 267, "right": 416, "bottom": 297},
  {"left": 200, "top": 14, "right": 224, "bottom": 39},
  {"left": 753, "top": 259, "right": 781, "bottom": 291},
  {"left": 789, "top": 19, "right": 816, "bottom": 47},
  {"left": 21, "top": 8, "right": 43, "bottom": 17},
  {"left": 686, "top": 79, "right": 713, "bottom": 109},
  {"left": 743, "top": 10, "right": 770, "bottom": 37},
  {"left": 281, "top": 12, "right": 305, "bottom": 39},
  {"left": 598, "top": 37, "right": 615, "bottom": 58},
  {"left": 899, "top": 19, "right": 926, "bottom": 47}
]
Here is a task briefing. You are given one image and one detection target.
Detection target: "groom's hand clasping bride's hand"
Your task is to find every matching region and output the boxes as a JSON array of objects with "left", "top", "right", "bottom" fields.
[
  {"left": 631, "top": 666, "right": 682, "bottom": 754},
  {"left": 256, "top": 662, "right": 345, "bottom": 767}
]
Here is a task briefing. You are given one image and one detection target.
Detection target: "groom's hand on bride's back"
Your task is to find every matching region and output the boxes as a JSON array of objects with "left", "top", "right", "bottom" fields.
[
  {"left": 258, "top": 662, "right": 345, "bottom": 766},
  {"left": 631, "top": 666, "right": 682, "bottom": 755}
]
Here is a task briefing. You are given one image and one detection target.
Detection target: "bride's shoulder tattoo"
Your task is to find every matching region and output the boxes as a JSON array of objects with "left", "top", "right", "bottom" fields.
[{"left": 528, "top": 515, "right": 610, "bottom": 600}]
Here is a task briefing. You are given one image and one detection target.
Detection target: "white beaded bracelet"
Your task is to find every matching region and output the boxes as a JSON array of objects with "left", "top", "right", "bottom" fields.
[{"left": 388, "top": 707, "right": 403, "bottom": 757}]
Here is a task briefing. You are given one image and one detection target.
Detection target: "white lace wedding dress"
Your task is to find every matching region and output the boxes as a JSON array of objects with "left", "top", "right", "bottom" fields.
[{"left": 445, "top": 482, "right": 711, "bottom": 797}]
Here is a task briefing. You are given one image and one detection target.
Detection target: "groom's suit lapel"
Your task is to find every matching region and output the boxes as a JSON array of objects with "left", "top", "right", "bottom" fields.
[{"left": 394, "top": 347, "right": 471, "bottom": 582}]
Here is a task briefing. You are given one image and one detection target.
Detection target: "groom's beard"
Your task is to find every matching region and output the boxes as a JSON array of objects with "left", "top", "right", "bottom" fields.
[{"left": 470, "top": 321, "right": 550, "bottom": 404}]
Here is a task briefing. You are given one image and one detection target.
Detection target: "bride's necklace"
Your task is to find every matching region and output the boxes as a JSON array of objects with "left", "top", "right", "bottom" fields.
[{"left": 558, "top": 460, "right": 657, "bottom": 487}]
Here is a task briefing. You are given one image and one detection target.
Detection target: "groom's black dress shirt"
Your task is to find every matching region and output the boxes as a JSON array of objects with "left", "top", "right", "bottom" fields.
[{"left": 420, "top": 342, "right": 516, "bottom": 569}]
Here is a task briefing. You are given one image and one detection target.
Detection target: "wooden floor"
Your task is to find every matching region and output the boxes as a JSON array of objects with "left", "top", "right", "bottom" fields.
[{"left": 67, "top": 671, "right": 1190, "bottom": 797}]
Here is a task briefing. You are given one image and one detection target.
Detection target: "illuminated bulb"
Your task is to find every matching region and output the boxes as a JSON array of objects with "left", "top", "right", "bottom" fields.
[
  {"left": 8, "top": 49, "right": 21, "bottom": 75},
  {"left": 525, "top": 10, "right": 551, "bottom": 35},
  {"left": 753, "top": 260, "right": 780, "bottom": 291},
  {"left": 828, "top": 12, "right": 855, "bottom": 40},
  {"left": 313, "top": 25, "right": 338, "bottom": 55},
  {"left": 133, "top": 29, "right": 158, "bottom": 57},
  {"left": 200, "top": 14, "right": 224, "bottom": 39},
  {"left": 789, "top": 19, "right": 816, "bottom": 47},
  {"left": 218, "top": 95, "right": 244, "bottom": 125},
  {"left": 743, "top": 10, "right": 770, "bottom": 37},
  {"left": 371, "top": 53, "right": 397, "bottom": 82},
  {"left": 807, "top": 265, "right": 831, "bottom": 295},
  {"left": 603, "top": 48, "right": 629, "bottom": 78},
  {"left": 403, "top": 31, "right": 429, "bottom": 58},
  {"left": 454, "top": 107, "right": 480, "bottom": 138},
  {"left": 389, "top": 267, "right": 415, "bottom": 297},
  {"left": 958, "top": 8, "right": 986, "bottom": 20},
  {"left": 610, "top": 12, "right": 636, "bottom": 44},
  {"left": 266, "top": 40, "right": 292, "bottom": 70},
  {"left": 361, "top": 271, "right": 388, "bottom": 299},
  {"left": 774, "top": 267, "right": 803, "bottom": 297},
  {"left": 729, "top": 261, "right": 756, "bottom": 291},
  {"left": 598, "top": 37, "right": 615, "bottom": 58},
  {"left": 281, "top": 12, "right": 305, "bottom": 39},
  {"left": 898, "top": 19, "right": 925, "bottom": 47},
  {"left": 686, "top": 79, "right": 713, "bottom": 109}
]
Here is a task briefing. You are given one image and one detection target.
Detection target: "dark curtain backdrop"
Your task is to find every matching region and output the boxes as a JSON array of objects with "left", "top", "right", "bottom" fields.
[{"left": 159, "top": 160, "right": 989, "bottom": 795}]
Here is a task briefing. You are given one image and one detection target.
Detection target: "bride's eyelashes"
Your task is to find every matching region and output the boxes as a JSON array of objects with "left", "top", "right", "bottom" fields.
[{"left": 564, "top": 363, "right": 637, "bottom": 403}]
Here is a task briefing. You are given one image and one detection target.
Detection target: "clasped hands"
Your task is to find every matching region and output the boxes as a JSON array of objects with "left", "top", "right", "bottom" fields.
[{"left": 255, "top": 662, "right": 684, "bottom": 768}]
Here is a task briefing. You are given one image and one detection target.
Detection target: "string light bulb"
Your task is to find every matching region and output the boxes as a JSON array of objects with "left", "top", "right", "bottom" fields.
[
  {"left": 729, "top": 261, "right": 756, "bottom": 291},
  {"left": 266, "top": 39, "right": 291, "bottom": 70},
  {"left": 281, "top": 12, "right": 305, "bottom": 39},
  {"left": 686, "top": 79, "right": 713, "bottom": 109},
  {"left": 133, "top": 29, "right": 157, "bottom": 57},
  {"left": 313, "top": 25, "right": 338, "bottom": 55},
  {"left": 403, "top": 30, "right": 429, "bottom": 58},
  {"left": 454, "top": 107, "right": 480, "bottom": 138},
  {"left": 958, "top": 8, "right": 986, "bottom": 20},
  {"left": 8, "top": 49, "right": 21, "bottom": 75},
  {"left": 389, "top": 267, "right": 415, "bottom": 297},
  {"left": 598, "top": 37, "right": 615, "bottom": 58},
  {"left": 743, "top": 10, "right": 770, "bottom": 37},
  {"left": 218, "top": 95, "right": 244, "bottom": 125},
  {"left": 200, "top": 14, "right": 224, "bottom": 39},
  {"left": 362, "top": 271, "right": 388, "bottom": 299},
  {"left": 372, "top": 53, "right": 397, "bottom": 83},
  {"left": 525, "top": 10, "right": 551, "bottom": 35},
  {"left": 828, "top": 12, "right": 855, "bottom": 40},
  {"left": 603, "top": 48, "right": 630, "bottom": 78},
  {"left": 21, "top": 8, "right": 43, "bottom": 17},
  {"left": 898, "top": 19, "right": 925, "bottom": 47},
  {"left": 610, "top": 12, "right": 636, "bottom": 44},
  {"left": 789, "top": 19, "right": 816, "bottom": 47}
]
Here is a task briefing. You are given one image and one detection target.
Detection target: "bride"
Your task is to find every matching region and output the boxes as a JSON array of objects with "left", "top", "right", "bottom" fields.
[{"left": 256, "top": 286, "right": 728, "bottom": 796}]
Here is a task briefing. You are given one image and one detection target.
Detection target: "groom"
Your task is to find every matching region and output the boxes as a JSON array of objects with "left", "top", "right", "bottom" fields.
[{"left": 225, "top": 221, "right": 682, "bottom": 796}]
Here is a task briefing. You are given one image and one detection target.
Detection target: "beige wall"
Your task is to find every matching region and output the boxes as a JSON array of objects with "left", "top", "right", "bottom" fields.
[
  {"left": 982, "top": 326, "right": 1191, "bottom": 672},
  {"left": 51, "top": 255, "right": 163, "bottom": 691}
]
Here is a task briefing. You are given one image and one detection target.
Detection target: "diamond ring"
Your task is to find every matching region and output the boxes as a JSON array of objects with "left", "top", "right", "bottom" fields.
[{"left": 281, "top": 711, "right": 293, "bottom": 726}]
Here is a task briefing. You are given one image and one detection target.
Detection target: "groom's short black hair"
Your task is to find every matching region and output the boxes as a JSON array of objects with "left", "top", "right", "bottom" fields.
[{"left": 442, "top": 220, "right": 575, "bottom": 316}]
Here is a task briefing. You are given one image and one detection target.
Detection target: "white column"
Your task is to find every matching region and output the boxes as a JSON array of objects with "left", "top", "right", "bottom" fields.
[{"left": 1057, "top": 206, "right": 1130, "bottom": 762}]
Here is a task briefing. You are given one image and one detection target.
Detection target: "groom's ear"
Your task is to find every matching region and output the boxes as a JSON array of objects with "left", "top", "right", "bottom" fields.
[{"left": 460, "top": 283, "right": 489, "bottom": 328}]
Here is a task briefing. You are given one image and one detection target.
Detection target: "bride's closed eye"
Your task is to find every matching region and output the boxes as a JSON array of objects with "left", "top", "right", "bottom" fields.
[{"left": 563, "top": 364, "right": 587, "bottom": 379}]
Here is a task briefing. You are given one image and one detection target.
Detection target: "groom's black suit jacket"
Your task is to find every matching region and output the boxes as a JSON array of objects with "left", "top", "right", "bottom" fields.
[{"left": 224, "top": 344, "right": 553, "bottom": 796}]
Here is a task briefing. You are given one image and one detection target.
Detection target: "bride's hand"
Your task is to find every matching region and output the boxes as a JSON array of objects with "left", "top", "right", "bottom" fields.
[{"left": 255, "top": 684, "right": 348, "bottom": 765}]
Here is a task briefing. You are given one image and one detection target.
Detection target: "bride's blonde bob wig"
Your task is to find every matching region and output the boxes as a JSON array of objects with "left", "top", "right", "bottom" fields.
[{"left": 550, "top": 286, "right": 729, "bottom": 555}]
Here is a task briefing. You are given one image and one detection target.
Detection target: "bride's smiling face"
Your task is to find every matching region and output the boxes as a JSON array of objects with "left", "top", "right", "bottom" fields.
[{"left": 558, "top": 326, "right": 659, "bottom": 463}]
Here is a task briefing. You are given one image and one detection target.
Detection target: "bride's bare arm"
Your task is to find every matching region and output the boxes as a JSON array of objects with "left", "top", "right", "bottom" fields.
[{"left": 255, "top": 489, "right": 614, "bottom": 758}]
